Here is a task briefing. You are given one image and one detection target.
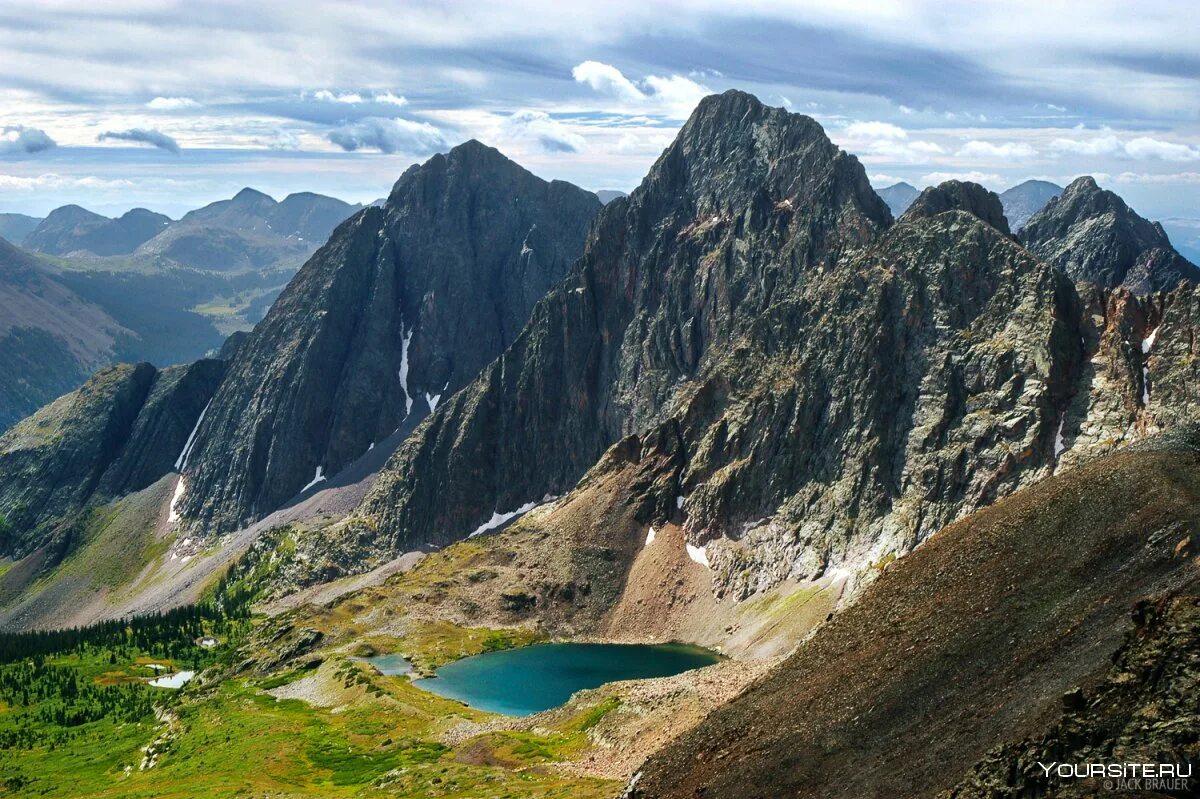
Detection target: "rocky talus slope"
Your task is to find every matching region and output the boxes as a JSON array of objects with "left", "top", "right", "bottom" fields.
[
  {"left": 174, "top": 141, "right": 601, "bottom": 534},
  {"left": 944, "top": 593, "right": 1200, "bottom": 798},
  {"left": 1022, "top": 175, "right": 1200, "bottom": 293},
  {"left": 630, "top": 428, "right": 1200, "bottom": 799}
]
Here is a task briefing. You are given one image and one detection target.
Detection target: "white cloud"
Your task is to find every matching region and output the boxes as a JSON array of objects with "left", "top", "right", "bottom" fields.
[
  {"left": 572, "top": 60, "right": 709, "bottom": 118},
  {"left": 956, "top": 140, "right": 1038, "bottom": 159},
  {"left": 1049, "top": 132, "right": 1199, "bottom": 162},
  {"left": 147, "top": 96, "right": 199, "bottom": 110},
  {"left": 501, "top": 110, "right": 585, "bottom": 153},
  {"left": 313, "top": 90, "right": 364, "bottom": 104},
  {"left": 844, "top": 121, "right": 908, "bottom": 140},
  {"left": 327, "top": 117, "right": 447, "bottom": 154},
  {"left": 1113, "top": 171, "right": 1200, "bottom": 185},
  {"left": 0, "top": 126, "right": 56, "bottom": 154},
  {"left": 372, "top": 92, "right": 408, "bottom": 107},
  {"left": 919, "top": 170, "right": 1004, "bottom": 188},
  {"left": 572, "top": 61, "right": 644, "bottom": 103}
]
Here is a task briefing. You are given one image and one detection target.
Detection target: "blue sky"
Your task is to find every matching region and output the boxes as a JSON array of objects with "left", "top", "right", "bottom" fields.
[{"left": 1, "top": 1, "right": 1197, "bottom": 220}]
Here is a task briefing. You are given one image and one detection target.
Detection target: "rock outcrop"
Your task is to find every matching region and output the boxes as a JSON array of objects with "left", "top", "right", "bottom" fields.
[
  {"left": 900, "top": 179, "right": 1011, "bottom": 235},
  {"left": 175, "top": 141, "right": 601, "bottom": 533},
  {"left": 1021, "top": 176, "right": 1200, "bottom": 293}
]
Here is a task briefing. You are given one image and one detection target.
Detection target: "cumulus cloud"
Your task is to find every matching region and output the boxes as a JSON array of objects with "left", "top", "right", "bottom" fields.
[
  {"left": 1049, "top": 132, "right": 1200, "bottom": 162},
  {"left": 98, "top": 127, "right": 181, "bottom": 153},
  {"left": 0, "top": 126, "right": 57, "bottom": 155},
  {"left": 956, "top": 140, "right": 1038, "bottom": 159},
  {"left": 147, "top": 96, "right": 199, "bottom": 110},
  {"left": 1112, "top": 171, "right": 1200, "bottom": 185},
  {"left": 836, "top": 121, "right": 946, "bottom": 163},
  {"left": 572, "top": 61, "right": 709, "bottom": 118},
  {"left": 327, "top": 117, "right": 447, "bottom": 154},
  {"left": 501, "top": 110, "right": 585, "bottom": 153}
]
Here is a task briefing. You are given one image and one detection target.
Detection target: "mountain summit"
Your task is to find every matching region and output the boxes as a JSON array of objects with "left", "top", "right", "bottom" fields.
[
  {"left": 174, "top": 140, "right": 601, "bottom": 533},
  {"left": 1021, "top": 176, "right": 1200, "bottom": 292}
]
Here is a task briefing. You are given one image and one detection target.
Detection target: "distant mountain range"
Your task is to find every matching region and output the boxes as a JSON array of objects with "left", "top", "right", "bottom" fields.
[
  {"left": 0, "top": 189, "right": 362, "bottom": 429},
  {"left": 876, "top": 181, "right": 920, "bottom": 217}
]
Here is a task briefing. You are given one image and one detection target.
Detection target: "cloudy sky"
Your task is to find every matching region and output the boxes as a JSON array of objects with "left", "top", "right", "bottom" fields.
[{"left": 1, "top": 0, "right": 1198, "bottom": 220}]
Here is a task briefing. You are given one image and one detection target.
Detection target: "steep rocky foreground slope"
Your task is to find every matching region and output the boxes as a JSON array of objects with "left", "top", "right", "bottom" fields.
[{"left": 632, "top": 429, "right": 1200, "bottom": 799}]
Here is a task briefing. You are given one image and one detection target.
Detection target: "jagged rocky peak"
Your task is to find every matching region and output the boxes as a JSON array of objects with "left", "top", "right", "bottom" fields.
[
  {"left": 173, "top": 140, "right": 601, "bottom": 534},
  {"left": 653, "top": 90, "right": 892, "bottom": 243},
  {"left": 342, "top": 90, "right": 1079, "bottom": 594},
  {"left": 1021, "top": 175, "right": 1200, "bottom": 293},
  {"left": 900, "top": 179, "right": 1011, "bottom": 235}
]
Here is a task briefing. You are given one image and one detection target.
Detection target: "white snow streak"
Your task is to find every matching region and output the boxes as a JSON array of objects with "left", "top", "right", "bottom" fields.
[
  {"left": 167, "top": 477, "right": 186, "bottom": 524},
  {"left": 301, "top": 466, "right": 326, "bottom": 492},
  {"left": 173, "top": 400, "right": 211, "bottom": 470},
  {"left": 425, "top": 392, "right": 442, "bottom": 413},
  {"left": 685, "top": 543, "right": 710, "bottom": 568},
  {"left": 645, "top": 526, "right": 657, "bottom": 546},
  {"left": 675, "top": 495, "right": 685, "bottom": 510},
  {"left": 1141, "top": 327, "right": 1158, "bottom": 406},
  {"left": 1054, "top": 413, "right": 1067, "bottom": 458},
  {"left": 398, "top": 325, "right": 414, "bottom": 417},
  {"left": 468, "top": 501, "right": 538, "bottom": 538}
]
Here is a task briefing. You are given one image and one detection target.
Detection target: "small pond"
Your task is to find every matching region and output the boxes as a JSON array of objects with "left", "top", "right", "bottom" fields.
[
  {"left": 412, "top": 642, "right": 721, "bottom": 716},
  {"left": 149, "top": 670, "right": 195, "bottom": 689},
  {"left": 359, "top": 653, "right": 413, "bottom": 676}
]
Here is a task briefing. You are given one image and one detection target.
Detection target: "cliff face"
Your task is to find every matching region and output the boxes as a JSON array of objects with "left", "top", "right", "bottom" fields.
[
  {"left": 0, "top": 358, "right": 224, "bottom": 560},
  {"left": 1021, "top": 176, "right": 1200, "bottom": 293},
  {"left": 175, "top": 141, "right": 601, "bottom": 533}
]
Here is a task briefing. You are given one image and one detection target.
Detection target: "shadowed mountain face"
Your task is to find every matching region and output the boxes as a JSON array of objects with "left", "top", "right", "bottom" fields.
[
  {"left": 0, "top": 358, "right": 225, "bottom": 562},
  {"left": 1021, "top": 176, "right": 1200, "bottom": 293},
  {"left": 0, "top": 238, "right": 130, "bottom": 429},
  {"left": 998, "top": 179, "right": 1062, "bottom": 231},
  {"left": 23, "top": 206, "right": 171, "bottom": 256},
  {"left": 174, "top": 141, "right": 602, "bottom": 533},
  {"left": 877, "top": 181, "right": 920, "bottom": 216},
  {"left": 631, "top": 429, "right": 1200, "bottom": 799}
]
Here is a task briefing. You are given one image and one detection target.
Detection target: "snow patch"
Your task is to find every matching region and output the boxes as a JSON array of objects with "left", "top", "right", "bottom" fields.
[
  {"left": 645, "top": 526, "right": 657, "bottom": 546},
  {"left": 301, "top": 466, "right": 326, "bottom": 493},
  {"left": 686, "top": 542, "right": 710, "bottom": 568},
  {"left": 173, "top": 400, "right": 211, "bottom": 470},
  {"left": 198, "top": 637, "right": 217, "bottom": 649},
  {"left": 398, "top": 324, "right": 414, "bottom": 416},
  {"left": 167, "top": 477, "right": 187, "bottom": 524},
  {"left": 675, "top": 495, "right": 685, "bottom": 510},
  {"left": 425, "top": 392, "right": 442, "bottom": 413},
  {"left": 1141, "top": 327, "right": 1159, "bottom": 355},
  {"left": 1054, "top": 413, "right": 1067, "bottom": 458},
  {"left": 520, "top": 224, "right": 537, "bottom": 256},
  {"left": 468, "top": 501, "right": 538, "bottom": 538}
]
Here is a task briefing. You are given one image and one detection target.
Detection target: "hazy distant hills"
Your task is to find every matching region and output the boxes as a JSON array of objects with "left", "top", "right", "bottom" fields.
[
  {"left": 998, "top": 179, "right": 1063, "bottom": 231},
  {"left": 594, "top": 189, "right": 628, "bottom": 204},
  {"left": 876, "top": 181, "right": 920, "bottom": 216},
  {"left": 0, "top": 189, "right": 362, "bottom": 430}
]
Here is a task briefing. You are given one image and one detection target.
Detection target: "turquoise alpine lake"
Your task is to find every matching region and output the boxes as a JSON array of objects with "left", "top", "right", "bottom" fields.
[
  {"left": 359, "top": 653, "right": 412, "bottom": 676},
  {"left": 412, "top": 642, "right": 722, "bottom": 716}
]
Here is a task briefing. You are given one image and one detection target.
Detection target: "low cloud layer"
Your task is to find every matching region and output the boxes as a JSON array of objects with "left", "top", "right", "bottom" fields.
[{"left": 98, "top": 128, "right": 181, "bottom": 154}]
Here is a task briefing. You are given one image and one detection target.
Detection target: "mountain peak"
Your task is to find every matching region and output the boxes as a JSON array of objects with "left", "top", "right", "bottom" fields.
[
  {"left": 1022, "top": 175, "right": 1199, "bottom": 292},
  {"left": 232, "top": 187, "right": 276, "bottom": 204},
  {"left": 900, "top": 180, "right": 1011, "bottom": 235}
]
